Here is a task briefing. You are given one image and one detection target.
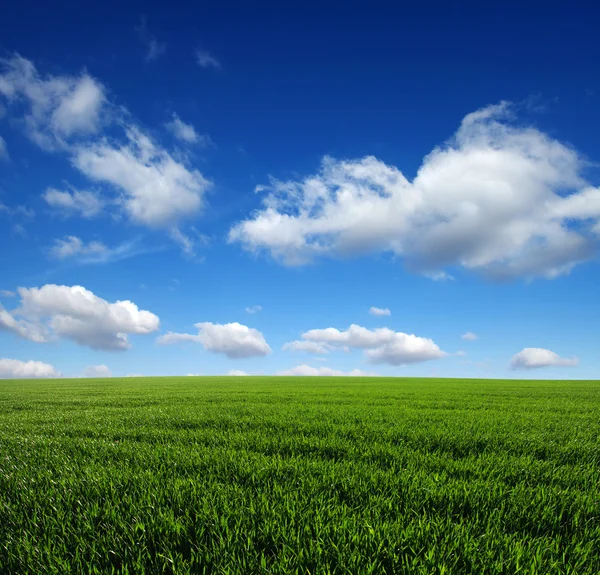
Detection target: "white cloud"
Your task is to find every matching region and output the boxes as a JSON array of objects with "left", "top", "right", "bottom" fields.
[
  {"left": 81, "top": 364, "right": 112, "bottom": 378},
  {"left": 282, "top": 340, "right": 330, "bottom": 354},
  {"left": 157, "top": 321, "right": 271, "bottom": 359},
  {"left": 73, "top": 125, "right": 211, "bottom": 228},
  {"left": 49, "top": 236, "right": 107, "bottom": 260},
  {"left": 0, "top": 358, "right": 61, "bottom": 379},
  {"left": 135, "top": 17, "right": 166, "bottom": 62},
  {"left": 455, "top": 350, "right": 467, "bottom": 357},
  {"left": 47, "top": 235, "right": 145, "bottom": 264},
  {"left": 298, "top": 324, "right": 446, "bottom": 365},
  {"left": 461, "top": 332, "right": 478, "bottom": 341},
  {"left": 276, "top": 364, "right": 379, "bottom": 377},
  {"left": 195, "top": 49, "right": 221, "bottom": 70},
  {"left": 510, "top": 348, "right": 579, "bottom": 369},
  {"left": 0, "top": 290, "right": 15, "bottom": 297},
  {"left": 43, "top": 187, "right": 104, "bottom": 218},
  {"left": 369, "top": 306, "right": 391, "bottom": 316},
  {"left": 0, "top": 55, "right": 106, "bottom": 149},
  {"left": 165, "top": 113, "right": 209, "bottom": 145},
  {"left": 229, "top": 102, "right": 600, "bottom": 280},
  {"left": 228, "top": 369, "right": 249, "bottom": 376},
  {"left": 245, "top": 305, "right": 262, "bottom": 314},
  {"left": 0, "top": 284, "right": 159, "bottom": 350}
]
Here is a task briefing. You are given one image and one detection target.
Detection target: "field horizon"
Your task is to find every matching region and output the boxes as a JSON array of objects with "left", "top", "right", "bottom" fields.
[{"left": 1, "top": 376, "right": 599, "bottom": 574}]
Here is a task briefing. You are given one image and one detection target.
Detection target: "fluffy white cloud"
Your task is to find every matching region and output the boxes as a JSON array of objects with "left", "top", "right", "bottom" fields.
[
  {"left": 0, "top": 55, "right": 106, "bottom": 149},
  {"left": 49, "top": 236, "right": 107, "bottom": 260},
  {"left": 510, "top": 348, "right": 579, "bottom": 369},
  {"left": 276, "top": 364, "right": 378, "bottom": 376},
  {"left": 245, "top": 305, "right": 262, "bottom": 314},
  {"left": 157, "top": 322, "right": 271, "bottom": 359},
  {"left": 73, "top": 126, "right": 211, "bottom": 228},
  {"left": 228, "top": 369, "right": 249, "bottom": 376},
  {"left": 43, "top": 187, "right": 104, "bottom": 218},
  {"left": 165, "top": 113, "right": 208, "bottom": 145},
  {"left": 229, "top": 102, "right": 600, "bottom": 280},
  {"left": 0, "top": 284, "right": 159, "bottom": 350},
  {"left": 297, "top": 324, "right": 446, "bottom": 365},
  {"left": 282, "top": 340, "right": 330, "bottom": 354},
  {"left": 461, "top": 332, "right": 478, "bottom": 341},
  {"left": 195, "top": 49, "right": 221, "bottom": 70},
  {"left": 81, "top": 364, "right": 112, "bottom": 378},
  {"left": 0, "top": 358, "right": 61, "bottom": 379},
  {"left": 369, "top": 306, "right": 391, "bottom": 316}
]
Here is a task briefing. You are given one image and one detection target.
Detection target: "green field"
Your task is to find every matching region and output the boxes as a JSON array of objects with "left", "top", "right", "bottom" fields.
[{"left": 0, "top": 377, "right": 599, "bottom": 574}]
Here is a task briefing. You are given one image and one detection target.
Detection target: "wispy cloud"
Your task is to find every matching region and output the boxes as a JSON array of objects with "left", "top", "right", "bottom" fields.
[
  {"left": 47, "top": 235, "right": 156, "bottom": 264},
  {"left": 245, "top": 305, "right": 262, "bottom": 314},
  {"left": 135, "top": 17, "right": 166, "bottom": 62},
  {"left": 195, "top": 48, "right": 221, "bottom": 70}
]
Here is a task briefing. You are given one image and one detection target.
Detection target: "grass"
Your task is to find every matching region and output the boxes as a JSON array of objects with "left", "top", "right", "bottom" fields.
[{"left": 0, "top": 376, "right": 599, "bottom": 574}]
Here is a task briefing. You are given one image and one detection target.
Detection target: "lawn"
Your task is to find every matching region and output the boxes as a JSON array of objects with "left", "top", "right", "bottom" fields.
[{"left": 0, "top": 376, "right": 599, "bottom": 574}]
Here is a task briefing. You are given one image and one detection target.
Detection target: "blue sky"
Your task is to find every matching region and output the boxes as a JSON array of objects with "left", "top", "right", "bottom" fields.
[{"left": 1, "top": 0, "right": 599, "bottom": 379}]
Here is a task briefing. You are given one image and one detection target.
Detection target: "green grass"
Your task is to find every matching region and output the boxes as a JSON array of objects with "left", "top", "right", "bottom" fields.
[{"left": 0, "top": 376, "right": 599, "bottom": 574}]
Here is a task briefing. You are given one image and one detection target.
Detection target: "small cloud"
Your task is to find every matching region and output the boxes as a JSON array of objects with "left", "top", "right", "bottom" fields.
[
  {"left": 43, "top": 187, "right": 104, "bottom": 218},
  {"left": 47, "top": 235, "right": 147, "bottom": 264},
  {"left": 455, "top": 350, "right": 467, "bottom": 356},
  {"left": 125, "top": 373, "right": 144, "bottom": 377},
  {"left": 228, "top": 369, "right": 248, "bottom": 376},
  {"left": 165, "top": 113, "right": 210, "bottom": 146},
  {"left": 0, "top": 135, "right": 8, "bottom": 160},
  {"left": 510, "top": 348, "right": 578, "bottom": 370},
  {"left": 276, "top": 364, "right": 379, "bottom": 377},
  {"left": 135, "top": 17, "right": 166, "bottom": 61},
  {"left": 0, "top": 290, "right": 15, "bottom": 297},
  {"left": 245, "top": 305, "right": 262, "bottom": 314},
  {"left": 461, "top": 332, "right": 478, "bottom": 341},
  {"left": 0, "top": 358, "right": 61, "bottom": 379},
  {"left": 425, "top": 271, "right": 454, "bottom": 282},
  {"left": 158, "top": 322, "right": 271, "bottom": 359},
  {"left": 81, "top": 364, "right": 112, "bottom": 378},
  {"left": 369, "top": 306, "right": 391, "bottom": 317},
  {"left": 195, "top": 48, "right": 221, "bottom": 70},
  {"left": 282, "top": 340, "right": 330, "bottom": 354}
]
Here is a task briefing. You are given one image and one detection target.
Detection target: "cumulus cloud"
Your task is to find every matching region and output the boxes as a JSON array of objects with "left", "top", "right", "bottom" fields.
[
  {"left": 195, "top": 49, "right": 221, "bottom": 70},
  {"left": 43, "top": 187, "right": 104, "bottom": 218},
  {"left": 229, "top": 102, "right": 600, "bottom": 280},
  {"left": 157, "top": 321, "right": 271, "bottom": 358},
  {"left": 282, "top": 340, "right": 330, "bottom": 354},
  {"left": 73, "top": 125, "right": 211, "bottom": 228},
  {"left": 165, "top": 113, "right": 209, "bottom": 146},
  {"left": 245, "top": 305, "right": 262, "bottom": 314},
  {"left": 0, "top": 358, "right": 61, "bottom": 379},
  {"left": 461, "top": 332, "right": 478, "bottom": 341},
  {"left": 0, "top": 54, "right": 106, "bottom": 149},
  {"left": 276, "top": 364, "right": 378, "bottom": 376},
  {"left": 510, "top": 348, "right": 579, "bottom": 369},
  {"left": 228, "top": 369, "right": 249, "bottom": 376},
  {"left": 0, "top": 284, "right": 159, "bottom": 350},
  {"left": 369, "top": 306, "right": 391, "bottom": 316},
  {"left": 296, "top": 324, "right": 446, "bottom": 365},
  {"left": 81, "top": 364, "right": 112, "bottom": 378}
]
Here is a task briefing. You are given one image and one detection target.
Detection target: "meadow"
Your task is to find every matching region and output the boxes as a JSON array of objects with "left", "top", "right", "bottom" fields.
[{"left": 0, "top": 376, "right": 599, "bottom": 574}]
